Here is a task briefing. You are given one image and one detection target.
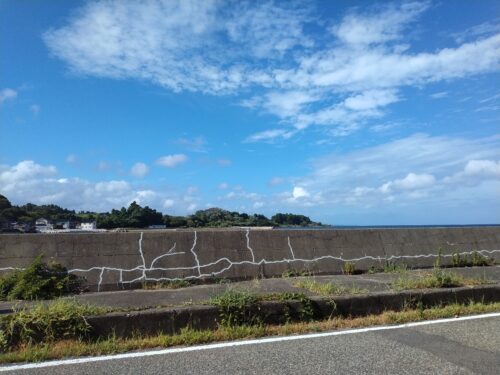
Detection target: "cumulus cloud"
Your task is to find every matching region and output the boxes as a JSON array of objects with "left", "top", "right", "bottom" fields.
[
  {"left": 379, "top": 173, "right": 435, "bottom": 194},
  {"left": 463, "top": 159, "right": 500, "bottom": 176},
  {"left": 156, "top": 154, "right": 188, "bottom": 168},
  {"left": 292, "top": 186, "right": 309, "bottom": 199},
  {"left": 0, "top": 88, "right": 17, "bottom": 104},
  {"left": 278, "top": 134, "right": 500, "bottom": 208},
  {"left": 0, "top": 160, "right": 199, "bottom": 213},
  {"left": 130, "top": 162, "right": 149, "bottom": 178}
]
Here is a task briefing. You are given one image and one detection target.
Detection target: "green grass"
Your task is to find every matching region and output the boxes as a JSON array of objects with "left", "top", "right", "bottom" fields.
[
  {"left": 1, "top": 301, "right": 499, "bottom": 364},
  {"left": 392, "top": 268, "right": 490, "bottom": 291},
  {"left": 294, "top": 278, "right": 367, "bottom": 296}
]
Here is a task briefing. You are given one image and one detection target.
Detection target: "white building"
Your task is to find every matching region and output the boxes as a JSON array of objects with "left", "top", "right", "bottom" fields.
[{"left": 80, "top": 221, "right": 97, "bottom": 231}]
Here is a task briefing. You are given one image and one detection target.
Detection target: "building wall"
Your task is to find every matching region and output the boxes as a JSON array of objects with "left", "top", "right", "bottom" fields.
[{"left": 0, "top": 227, "right": 499, "bottom": 291}]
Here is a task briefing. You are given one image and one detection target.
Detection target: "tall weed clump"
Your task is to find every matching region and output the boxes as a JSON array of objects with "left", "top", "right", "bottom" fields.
[
  {"left": 0, "top": 255, "right": 84, "bottom": 301},
  {"left": 0, "top": 300, "right": 105, "bottom": 350}
]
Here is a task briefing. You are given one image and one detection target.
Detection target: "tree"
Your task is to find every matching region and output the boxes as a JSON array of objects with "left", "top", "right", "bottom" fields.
[{"left": 0, "top": 194, "right": 12, "bottom": 211}]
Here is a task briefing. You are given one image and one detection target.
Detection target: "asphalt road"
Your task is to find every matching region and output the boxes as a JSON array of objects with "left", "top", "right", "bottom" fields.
[{"left": 2, "top": 314, "right": 499, "bottom": 374}]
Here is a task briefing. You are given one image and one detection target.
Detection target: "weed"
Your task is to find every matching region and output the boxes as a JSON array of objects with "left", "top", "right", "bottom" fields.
[
  {"left": 434, "top": 247, "right": 443, "bottom": 268},
  {"left": 294, "top": 278, "right": 366, "bottom": 296},
  {"left": 281, "top": 269, "right": 312, "bottom": 278},
  {"left": 451, "top": 252, "right": 493, "bottom": 268},
  {"left": 383, "top": 262, "right": 408, "bottom": 273},
  {"left": 343, "top": 262, "right": 356, "bottom": 275},
  {"left": 471, "top": 251, "right": 493, "bottom": 267},
  {"left": 0, "top": 255, "right": 84, "bottom": 301},
  {"left": 392, "top": 269, "right": 489, "bottom": 291},
  {"left": 452, "top": 253, "right": 466, "bottom": 268},
  {"left": 141, "top": 279, "right": 191, "bottom": 290},
  {"left": 209, "top": 290, "right": 261, "bottom": 327},
  {"left": 0, "top": 299, "right": 106, "bottom": 350}
]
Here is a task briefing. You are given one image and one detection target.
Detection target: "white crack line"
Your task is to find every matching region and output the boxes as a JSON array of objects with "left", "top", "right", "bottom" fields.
[
  {"left": 138, "top": 232, "right": 146, "bottom": 281},
  {"left": 246, "top": 228, "right": 256, "bottom": 263},
  {"left": 150, "top": 243, "right": 183, "bottom": 269},
  {"left": 1, "top": 232, "right": 500, "bottom": 288},
  {"left": 190, "top": 231, "right": 201, "bottom": 276},
  {"left": 97, "top": 268, "right": 105, "bottom": 292},
  {"left": 287, "top": 236, "right": 295, "bottom": 260}
]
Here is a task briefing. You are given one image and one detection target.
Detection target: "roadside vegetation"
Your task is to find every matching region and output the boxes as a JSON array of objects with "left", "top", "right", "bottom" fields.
[
  {"left": 0, "top": 300, "right": 107, "bottom": 352},
  {"left": 209, "top": 290, "right": 315, "bottom": 326},
  {"left": 0, "top": 256, "right": 83, "bottom": 301},
  {"left": 1, "top": 301, "right": 498, "bottom": 364},
  {"left": 293, "top": 278, "right": 367, "bottom": 296},
  {"left": 392, "top": 268, "right": 490, "bottom": 291}
]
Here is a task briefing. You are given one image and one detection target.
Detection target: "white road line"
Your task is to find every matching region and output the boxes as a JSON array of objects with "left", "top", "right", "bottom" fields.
[{"left": 1, "top": 312, "right": 499, "bottom": 372}]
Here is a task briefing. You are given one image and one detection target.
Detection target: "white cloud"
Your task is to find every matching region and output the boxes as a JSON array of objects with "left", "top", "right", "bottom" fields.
[
  {"left": 245, "top": 129, "right": 296, "bottom": 143},
  {"left": 430, "top": 91, "right": 448, "bottom": 99},
  {"left": 43, "top": 1, "right": 500, "bottom": 142},
  {"left": 30, "top": 104, "right": 41, "bottom": 115},
  {"left": 292, "top": 186, "right": 309, "bottom": 199},
  {"left": 0, "top": 160, "right": 200, "bottom": 213},
  {"left": 218, "top": 183, "right": 229, "bottom": 190},
  {"left": 156, "top": 154, "right": 187, "bottom": 168},
  {"left": 452, "top": 20, "right": 500, "bottom": 44},
  {"left": 176, "top": 136, "right": 207, "bottom": 153},
  {"left": 343, "top": 89, "right": 399, "bottom": 111},
  {"left": 97, "top": 161, "right": 110, "bottom": 171},
  {"left": 66, "top": 154, "right": 77, "bottom": 164},
  {"left": 279, "top": 134, "right": 500, "bottom": 208},
  {"left": 0, "top": 88, "right": 17, "bottom": 104},
  {"left": 331, "top": 1, "right": 429, "bottom": 46},
  {"left": 0, "top": 161, "right": 57, "bottom": 193},
  {"left": 262, "top": 90, "right": 318, "bottom": 118},
  {"left": 130, "top": 162, "right": 149, "bottom": 178},
  {"left": 269, "top": 177, "right": 285, "bottom": 186},
  {"left": 43, "top": 0, "right": 311, "bottom": 94},
  {"left": 253, "top": 201, "right": 264, "bottom": 209},
  {"left": 379, "top": 173, "right": 435, "bottom": 194},
  {"left": 163, "top": 199, "right": 174, "bottom": 208},
  {"left": 217, "top": 159, "right": 232, "bottom": 166},
  {"left": 463, "top": 159, "right": 500, "bottom": 176}
]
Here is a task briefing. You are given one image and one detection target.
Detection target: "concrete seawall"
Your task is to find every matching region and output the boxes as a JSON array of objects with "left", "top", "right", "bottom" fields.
[{"left": 1, "top": 227, "right": 499, "bottom": 291}]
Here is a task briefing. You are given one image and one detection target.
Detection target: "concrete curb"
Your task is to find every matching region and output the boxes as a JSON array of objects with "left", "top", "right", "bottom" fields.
[{"left": 86, "top": 284, "right": 500, "bottom": 339}]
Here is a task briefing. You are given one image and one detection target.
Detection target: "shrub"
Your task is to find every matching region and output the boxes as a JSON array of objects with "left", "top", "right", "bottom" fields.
[{"left": 0, "top": 255, "right": 84, "bottom": 301}]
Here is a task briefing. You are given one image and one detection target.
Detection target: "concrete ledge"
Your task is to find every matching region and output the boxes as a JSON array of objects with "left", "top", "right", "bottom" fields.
[{"left": 86, "top": 285, "right": 500, "bottom": 339}]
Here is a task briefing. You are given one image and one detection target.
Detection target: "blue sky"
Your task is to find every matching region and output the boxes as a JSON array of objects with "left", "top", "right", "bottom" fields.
[{"left": 1, "top": 0, "right": 499, "bottom": 225}]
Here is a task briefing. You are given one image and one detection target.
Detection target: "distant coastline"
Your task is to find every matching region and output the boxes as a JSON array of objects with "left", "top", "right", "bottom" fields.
[{"left": 276, "top": 224, "right": 500, "bottom": 230}]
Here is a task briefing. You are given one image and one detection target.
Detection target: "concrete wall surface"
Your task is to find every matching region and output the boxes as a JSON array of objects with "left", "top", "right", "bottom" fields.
[{"left": 1, "top": 227, "right": 499, "bottom": 291}]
